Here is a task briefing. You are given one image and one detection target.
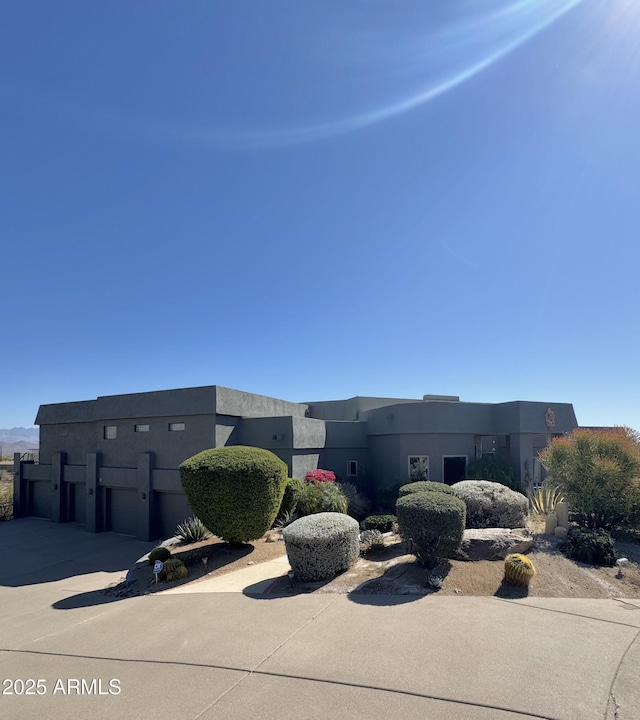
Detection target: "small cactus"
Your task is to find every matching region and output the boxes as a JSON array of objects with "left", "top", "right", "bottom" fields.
[
  {"left": 158, "top": 558, "right": 188, "bottom": 582},
  {"left": 504, "top": 553, "right": 536, "bottom": 587},
  {"left": 148, "top": 546, "right": 171, "bottom": 566}
]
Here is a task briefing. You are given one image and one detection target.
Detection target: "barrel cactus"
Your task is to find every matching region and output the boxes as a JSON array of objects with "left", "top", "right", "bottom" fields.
[
  {"left": 148, "top": 546, "right": 171, "bottom": 566},
  {"left": 504, "top": 553, "right": 536, "bottom": 587},
  {"left": 159, "top": 558, "right": 188, "bottom": 582}
]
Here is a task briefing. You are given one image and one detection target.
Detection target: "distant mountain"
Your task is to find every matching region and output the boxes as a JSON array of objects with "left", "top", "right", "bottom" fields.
[
  {"left": 0, "top": 428, "right": 39, "bottom": 445},
  {"left": 0, "top": 428, "right": 39, "bottom": 458}
]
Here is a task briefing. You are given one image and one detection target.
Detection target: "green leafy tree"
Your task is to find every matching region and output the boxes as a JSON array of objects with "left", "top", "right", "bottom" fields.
[{"left": 539, "top": 428, "right": 640, "bottom": 530}]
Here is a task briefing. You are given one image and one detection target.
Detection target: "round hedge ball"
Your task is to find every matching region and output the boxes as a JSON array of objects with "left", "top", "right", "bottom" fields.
[
  {"left": 396, "top": 491, "right": 466, "bottom": 568},
  {"left": 283, "top": 512, "right": 360, "bottom": 581},
  {"left": 451, "top": 480, "right": 528, "bottom": 529},
  {"left": 398, "top": 481, "right": 457, "bottom": 498},
  {"left": 179, "top": 446, "right": 288, "bottom": 544}
]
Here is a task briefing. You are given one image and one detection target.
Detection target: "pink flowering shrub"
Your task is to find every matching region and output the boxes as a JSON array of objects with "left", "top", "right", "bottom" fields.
[{"left": 304, "top": 469, "right": 337, "bottom": 485}]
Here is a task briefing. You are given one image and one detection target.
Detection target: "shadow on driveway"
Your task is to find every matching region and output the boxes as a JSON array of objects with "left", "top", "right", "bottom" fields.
[{"left": 0, "top": 517, "right": 156, "bottom": 588}]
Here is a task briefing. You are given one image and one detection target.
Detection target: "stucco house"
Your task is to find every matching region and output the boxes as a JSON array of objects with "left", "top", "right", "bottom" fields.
[{"left": 14, "top": 385, "right": 578, "bottom": 540}]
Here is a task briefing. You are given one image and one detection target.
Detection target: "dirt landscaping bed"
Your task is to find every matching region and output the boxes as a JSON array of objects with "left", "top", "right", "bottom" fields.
[{"left": 107, "top": 526, "right": 640, "bottom": 600}]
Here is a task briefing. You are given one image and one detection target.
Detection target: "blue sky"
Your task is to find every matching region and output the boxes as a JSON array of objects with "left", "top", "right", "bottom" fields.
[{"left": 2, "top": 0, "right": 639, "bottom": 430}]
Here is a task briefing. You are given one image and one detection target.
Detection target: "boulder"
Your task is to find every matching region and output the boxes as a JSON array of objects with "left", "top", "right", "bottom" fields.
[{"left": 454, "top": 528, "right": 534, "bottom": 562}]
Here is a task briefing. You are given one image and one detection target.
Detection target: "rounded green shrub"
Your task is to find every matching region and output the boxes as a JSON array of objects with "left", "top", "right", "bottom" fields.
[
  {"left": 398, "top": 481, "right": 457, "bottom": 498},
  {"left": 148, "top": 546, "right": 171, "bottom": 566},
  {"left": 283, "top": 512, "right": 360, "bottom": 581},
  {"left": 276, "top": 478, "right": 304, "bottom": 522},
  {"left": 451, "top": 480, "right": 529, "bottom": 529},
  {"left": 559, "top": 527, "right": 619, "bottom": 566},
  {"left": 363, "top": 514, "right": 397, "bottom": 532},
  {"left": 297, "top": 481, "right": 348, "bottom": 516},
  {"left": 396, "top": 492, "right": 466, "bottom": 568},
  {"left": 158, "top": 558, "right": 188, "bottom": 582},
  {"left": 179, "top": 446, "right": 288, "bottom": 544},
  {"left": 504, "top": 553, "right": 536, "bottom": 586}
]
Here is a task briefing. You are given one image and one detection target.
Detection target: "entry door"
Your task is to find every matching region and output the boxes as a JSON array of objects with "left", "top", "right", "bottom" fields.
[{"left": 443, "top": 456, "right": 467, "bottom": 485}]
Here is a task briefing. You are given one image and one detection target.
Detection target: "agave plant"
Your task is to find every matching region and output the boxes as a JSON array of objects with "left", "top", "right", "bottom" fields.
[
  {"left": 339, "top": 482, "right": 372, "bottom": 520},
  {"left": 528, "top": 482, "right": 565, "bottom": 516},
  {"left": 175, "top": 516, "right": 213, "bottom": 544}
]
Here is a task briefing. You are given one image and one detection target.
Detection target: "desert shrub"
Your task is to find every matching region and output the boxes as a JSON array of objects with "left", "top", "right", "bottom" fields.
[
  {"left": 0, "top": 479, "right": 13, "bottom": 521},
  {"left": 297, "top": 481, "right": 348, "bottom": 516},
  {"left": 363, "top": 514, "right": 397, "bottom": 532},
  {"left": 559, "top": 527, "right": 619, "bottom": 567},
  {"left": 148, "top": 546, "right": 171, "bottom": 566},
  {"left": 375, "top": 481, "right": 405, "bottom": 511},
  {"left": 304, "top": 469, "right": 337, "bottom": 484},
  {"left": 396, "top": 492, "right": 466, "bottom": 568},
  {"left": 466, "top": 455, "right": 519, "bottom": 491},
  {"left": 283, "top": 512, "right": 360, "bottom": 581},
  {"left": 451, "top": 480, "right": 529, "bottom": 529},
  {"left": 528, "top": 482, "right": 565, "bottom": 517},
  {"left": 276, "top": 478, "right": 304, "bottom": 522},
  {"left": 359, "top": 529, "right": 385, "bottom": 554},
  {"left": 539, "top": 427, "right": 640, "bottom": 530},
  {"left": 504, "top": 553, "right": 536, "bottom": 586},
  {"left": 179, "top": 446, "right": 287, "bottom": 544},
  {"left": 158, "top": 558, "right": 188, "bottom": 582},
  {"left": 398, "top": 481, "right": 456, "bottom": 498},
  {"left": 339, "top": 481, "right": 372, "bottom": 520},
  {"left": 175, "top": 516, "right": 213, "bottom": 544}
]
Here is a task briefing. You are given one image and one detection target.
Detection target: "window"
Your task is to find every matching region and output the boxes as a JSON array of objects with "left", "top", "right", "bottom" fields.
[
  {"left": 168, "top": 422, "right": 185, "bottom": 432},
  {"left": 134, "top": 424, "right": 149, "bottom": 433},
  {"left": 408, "top": 455, "right": 429, "bottom": 480},
  {"left": 104, "top": 425, "right": 117, "bottom": 440},
  {"left": 347, "top": 460, "right": 358, "bottom": 477}
]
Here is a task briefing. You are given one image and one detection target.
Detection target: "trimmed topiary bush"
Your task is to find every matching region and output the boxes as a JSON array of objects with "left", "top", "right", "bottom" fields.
[
  {"left": 158, "top": 558, "right": 188, "bottom": 582},
  {"left": 504, "top": 553, "right": 536, "bottom": 586},
  {"left": 148, "top": 546, "right": 171, "bottom": 566},
  {"left": 398, "top": 481, "right": 457, "bottom": 498},
  {"left": 396, "top": 492, "right": 466, "bottom": 568},
  {"left": 276, "top": 478, "right": 304, "bottom": 522},
  {"left": 179, "top": 446, "right": 288, "bottom": 544},
  {"left": 363, "top": 514, "right": 397, "bottom": 532},
  {"left": 283, "top": 512, "right": 360, "bottom": 581},
  {"left": 451, "top": 480, "right": 529, "bottom": 529},
  {"left": 559, "top": 527, "right": 619, "bottom": 566},
  {"left": 297, "top": 481, "right": 348, "bottom": 516}
]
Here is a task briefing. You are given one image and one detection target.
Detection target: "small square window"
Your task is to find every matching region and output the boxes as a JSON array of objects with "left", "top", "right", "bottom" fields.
[
  {"left": 408, "top": 455, "right": 429, "bottom": 480},
  {"left": 347, "top": 460, "right": 358, "bottom": 477},
  {"left": 169, "top": 422, "right": 185, "bottom": 432},
  {"left": 135, "top": 424, "right": 149, "bottom": 433},
  {"left": 104, "top": 425, "right": 117, "bottom": 440}
]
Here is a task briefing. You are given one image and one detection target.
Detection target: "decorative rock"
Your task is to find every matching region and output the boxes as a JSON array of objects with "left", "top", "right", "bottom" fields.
[
  {"left": 454, "top": 528, "right": 534, "bottom": 561},
  {"left": 545, "top": 514, "right": 558, "bottom": 535},
  {"left": 554, "top": 525, "right": 568, "bottom": 540},
  {"left": 555, "top": 502, "right": 569, "bottom": 528}
]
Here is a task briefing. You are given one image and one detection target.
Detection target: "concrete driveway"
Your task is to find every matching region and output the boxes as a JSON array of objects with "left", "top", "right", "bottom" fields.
[{"left": 1, "top": 518, "right": 639, "bottom": 720}]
